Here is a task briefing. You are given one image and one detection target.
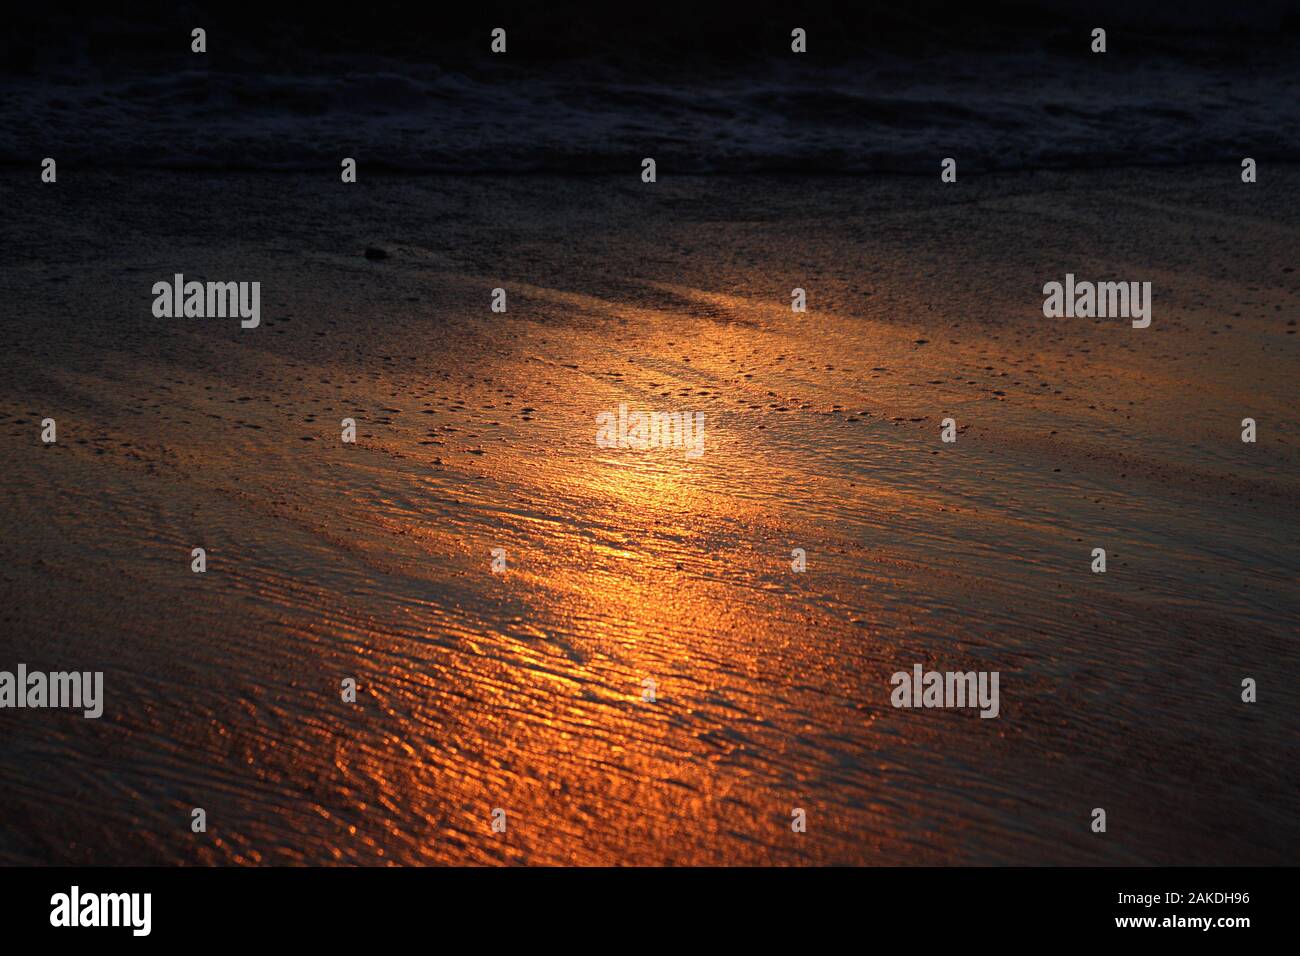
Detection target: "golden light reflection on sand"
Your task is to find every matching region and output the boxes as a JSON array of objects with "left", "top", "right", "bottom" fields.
[{"left": 5, "top": 174, "right": 1297, "bottom": 866}]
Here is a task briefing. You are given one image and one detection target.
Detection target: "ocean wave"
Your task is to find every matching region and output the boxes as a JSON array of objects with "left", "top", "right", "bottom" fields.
[{"left": 3, "top": 46, "right": 1297, "bottom": 174}]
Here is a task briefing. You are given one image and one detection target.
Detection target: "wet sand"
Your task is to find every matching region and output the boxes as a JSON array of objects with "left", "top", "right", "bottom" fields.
[{"left": 0, "top": 165, "right": 1297, "bottom": 864}]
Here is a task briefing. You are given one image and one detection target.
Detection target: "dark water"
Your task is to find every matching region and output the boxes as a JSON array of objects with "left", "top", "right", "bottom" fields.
[{"left": 3, "top": 2, "right": 1298, "bottom": 173}]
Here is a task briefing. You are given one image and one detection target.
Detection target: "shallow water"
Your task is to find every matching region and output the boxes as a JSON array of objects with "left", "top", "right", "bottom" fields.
[{"left": 5, "top": 17, "right": 1300, "bottom": 175}]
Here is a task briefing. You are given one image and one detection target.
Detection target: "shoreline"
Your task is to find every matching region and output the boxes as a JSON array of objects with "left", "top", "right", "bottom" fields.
[{"left": 1, "top": 164, "right": 1296, "bottom": 865}]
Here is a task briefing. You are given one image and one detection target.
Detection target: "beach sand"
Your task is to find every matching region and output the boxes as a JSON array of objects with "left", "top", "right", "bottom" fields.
[{"left": 1, "top": 165, "right": 1296, "bottom": 864}]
